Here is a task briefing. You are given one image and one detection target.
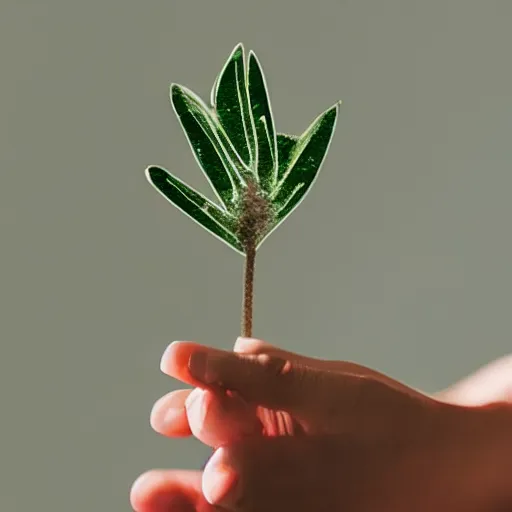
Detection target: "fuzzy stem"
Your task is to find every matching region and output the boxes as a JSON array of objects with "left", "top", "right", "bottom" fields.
[{"left": 241, "top": 242, "right": 256, "bottom": 338}]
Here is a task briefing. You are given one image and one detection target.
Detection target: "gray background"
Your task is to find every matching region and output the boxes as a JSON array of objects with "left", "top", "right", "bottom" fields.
[{"left": 1, "top": 0, "right": 511, "bottom": 510}]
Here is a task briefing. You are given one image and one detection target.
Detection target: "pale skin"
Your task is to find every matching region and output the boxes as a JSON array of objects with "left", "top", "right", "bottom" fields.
[{"left": 130, "top": 338, "right": 512, "bottom": 512}]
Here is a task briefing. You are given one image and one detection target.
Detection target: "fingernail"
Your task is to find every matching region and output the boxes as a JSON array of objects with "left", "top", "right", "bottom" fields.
[
  {"left": 234, "top": 337, "right": 251, "bottom": 352},
  {"left": 184, "top": 387, "right": 202, "bottom": 409},
  {"left": 189, "top": 351, "right": 217, "bottom": 383},
  {"left": 203, "top": 448, "right": 238, "bottom": 506}
]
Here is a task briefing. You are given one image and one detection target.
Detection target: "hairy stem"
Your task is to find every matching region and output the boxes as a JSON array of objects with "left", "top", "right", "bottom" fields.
[
  {"left": 241, "top": 242, "right": 256, "bottom": 338},
  {"left": 237, "top": 179, "right": 271, "bottom": 338}
]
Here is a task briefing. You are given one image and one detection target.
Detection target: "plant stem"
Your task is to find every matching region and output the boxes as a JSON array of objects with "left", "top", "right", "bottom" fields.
[{"left": 241, "top": 242, "right": 256, "bottom": 338}]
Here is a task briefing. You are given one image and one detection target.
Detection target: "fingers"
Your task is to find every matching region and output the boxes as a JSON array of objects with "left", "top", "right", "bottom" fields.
[
  {"left": 150, "top": 341, "right": 294, "bottom": 441},
  {"left": 185, "top": 345, "right": 353, "bottom": 420},
  {"left": 160, "top": 339, "right": 367, "bottom": 389},
  {"left": 158, "top": 339, "right": 429, "bottom": 440},
  {"left": 160, "top": 339, "right": 421, "bottom": 402},
  {"left": 130, "top": 469, "right": 220, "bottom": 512},
  {"left": 161, "top": 340, "right": 394, "bottom": 424},
  {"left": 153, "top": 341, "right": 301, "bottom": 444},
  {"left": 152, "top": 385, "right": 295, "bottom": 446}
]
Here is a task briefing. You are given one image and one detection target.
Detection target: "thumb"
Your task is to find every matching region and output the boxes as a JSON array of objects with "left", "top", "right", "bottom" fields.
[{"left": 187, "top": 347, "right": 358, "bottom": 419}]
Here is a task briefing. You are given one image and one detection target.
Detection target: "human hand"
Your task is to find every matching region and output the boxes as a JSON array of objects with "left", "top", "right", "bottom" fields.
[
  {"left": 131, "top": 339, "right": 512, "bottom": 511},
  {"left": 147, "top": 338, "right": 512, "bottom": 447}
]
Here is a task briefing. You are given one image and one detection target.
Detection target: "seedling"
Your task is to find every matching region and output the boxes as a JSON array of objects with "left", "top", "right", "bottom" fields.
[{"left": 145, "top": 43, "right": 340, "bottom": 337}]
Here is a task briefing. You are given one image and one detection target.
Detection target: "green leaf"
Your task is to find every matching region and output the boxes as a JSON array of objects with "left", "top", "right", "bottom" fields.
[
  {"left": 258, "top": 102, "right": 340, "bottom": 248},
  {"left": 147, "top": 44, "right": 341, "bottom": 257},
  {"left": 171, "top": 84, "right": 247, "bottom": 210},
  {"left": 145, "top": 165, "right": 244, "bottom": 254},
  {"left": 247, "top": 51, "right": 277, "bottom": 192},
  {"left": 276, "top": 134, "right": 299, "bottom": 182},
  {"left": 213, "top": 43, "right": 257, "bottom": 170}
]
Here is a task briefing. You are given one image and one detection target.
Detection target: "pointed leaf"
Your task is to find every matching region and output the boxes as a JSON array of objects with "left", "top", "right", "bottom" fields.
[
  {"left": 146, "top": 165, "right": 244, "bottom": 254},
  {"left": 171, "top": 84, "right": 247, "bottom": 210},
  {"left": 257, "top": 102, "right": 340, "bottom": 248},
  {"left": 213, "top": 44, "right": 256, "bottom": 170},
  {"left": 247, "top": 51, "right": 277, "bottom": 191},
  {"left": 276, "top": 134, "right": 299, "bottom": 181}
]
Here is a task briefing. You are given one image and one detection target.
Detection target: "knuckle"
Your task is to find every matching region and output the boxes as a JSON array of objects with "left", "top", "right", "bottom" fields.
[{"left": 253, "top": 353, "right": 291, "bottom": 375}]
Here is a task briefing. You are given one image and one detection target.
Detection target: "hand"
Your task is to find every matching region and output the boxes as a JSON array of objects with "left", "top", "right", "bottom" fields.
[
  {"left": 131, "top": 340, "right": 512, "bottom": 511},
  {"left": 145, "top": 338, "right": 512, "bottom": 448},
  {"left": 149, "top": 338, "right": 432, "bottom": 448}
]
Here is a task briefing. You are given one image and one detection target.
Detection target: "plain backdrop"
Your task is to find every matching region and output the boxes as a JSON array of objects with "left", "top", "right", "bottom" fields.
[{"left": 1, "top": 1, "right": 512, "bottom": 510}]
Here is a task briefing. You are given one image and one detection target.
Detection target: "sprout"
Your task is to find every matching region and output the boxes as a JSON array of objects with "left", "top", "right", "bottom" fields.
[{"left": 146, "top": 43, "right": 340, "bottom": 337}]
